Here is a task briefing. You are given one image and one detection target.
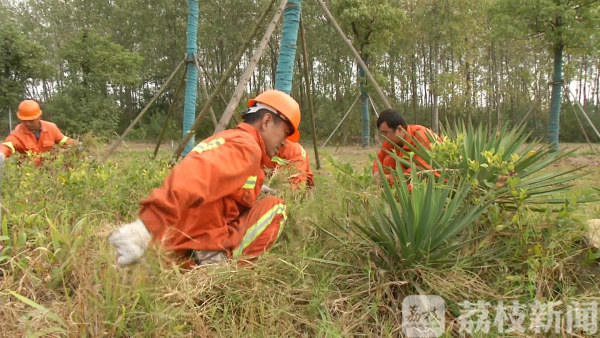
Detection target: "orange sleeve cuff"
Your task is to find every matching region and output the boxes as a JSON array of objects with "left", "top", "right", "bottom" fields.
[
  {"left": 139, "top": 207, "right": 166, "bottom": 240},
  {"left": 0, "top": 145, "right": 12, "bottom": 158}
]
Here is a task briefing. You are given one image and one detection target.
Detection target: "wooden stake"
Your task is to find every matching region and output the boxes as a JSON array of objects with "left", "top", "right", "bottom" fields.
[
  {"left": 153, "top": 69, "right": 187, "bottom": 159},
  {"left": 171, "top": 0, "right": 279, "bottom": 162},
  {"left": 316, "top": 0, "right": 392, "bottom": 109},
  {"left": 299, "top": 17, "right": 321, "bottom": 170},
  {"left": 102, "top": 57, "right": 185, "bottom": 162},
  {"left": 213, "top": 0, "right": 288, "bottom": 134},
  {"left": 321, "top": 94, "right": 361, "bottom": 148}
]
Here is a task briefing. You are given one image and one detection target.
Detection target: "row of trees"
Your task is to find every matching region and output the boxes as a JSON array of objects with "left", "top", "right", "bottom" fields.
[{"left": 1, "top": 0, "right": 599, "bottom": 146}]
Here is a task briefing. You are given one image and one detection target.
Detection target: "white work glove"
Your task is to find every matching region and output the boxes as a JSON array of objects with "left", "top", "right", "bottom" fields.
[
  {"left": 260, "top": 184, "right": 277, "bottom": 195},
  {"left": 108, "top": 219, "right": 152, "bottom": 266}
]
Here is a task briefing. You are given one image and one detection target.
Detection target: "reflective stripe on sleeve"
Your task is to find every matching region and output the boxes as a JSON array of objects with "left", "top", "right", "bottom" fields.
[
  {"left": 271, "top": 156, "right": 287, "bottom": 166},
  {"left": 1, "top": 142, "right": 15, "bottom": 155},
  {"left": 192, "top": 137, "right": 225, "bottom": 154},
  {"left": 242, "top": 176, "right": 257, "bottom": 189},
  {"left": 300, "top": 146, "right": 306, "bottom": 158},
  {"left": 232, "top": 203, "right": 287, "bottom": 258},
  {"left": 58, "top": 136, "right": 69, "bottom": 146}
]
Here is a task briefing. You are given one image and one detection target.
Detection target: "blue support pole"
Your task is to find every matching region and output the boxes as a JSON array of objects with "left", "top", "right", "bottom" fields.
[
  {"left": 274, "top": 0, "right": 301, "bottom": 95},
  {"left": 547, "top": 45, "right": 563, "bottom": 152},
  {"left": 182, "top": 0, "right": 199, "bottom": 157}
]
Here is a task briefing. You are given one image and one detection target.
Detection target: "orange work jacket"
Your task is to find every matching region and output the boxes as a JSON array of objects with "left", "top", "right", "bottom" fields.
[
  {"left": 265, "top": 141, "right": 314, "bottom": 188},
  {"left": 139, "top": 123, "right": 272, "bottom": 256},
  {"left": 372, "top": 124, "right": 440, "bottom": 184},
  {"left": 0, "top": 120, "right": 75, "bottom": 159}
]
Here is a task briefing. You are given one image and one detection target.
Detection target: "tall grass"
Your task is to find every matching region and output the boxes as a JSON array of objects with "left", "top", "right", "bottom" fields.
[{"left": 0, "top": 140, "right": 598, "bottom": 336}]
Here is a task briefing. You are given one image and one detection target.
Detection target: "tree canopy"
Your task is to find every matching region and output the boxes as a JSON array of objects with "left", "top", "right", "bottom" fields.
[{"left": 1, "top": 0, "right": 599, "bottom": 144}]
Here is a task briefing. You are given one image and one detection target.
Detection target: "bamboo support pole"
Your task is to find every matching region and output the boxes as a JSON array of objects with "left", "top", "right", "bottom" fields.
[
  {"left": 316, "top": 0, "right": 392, "bottom": 109},
  {"left": 299, "top": 17, "right": 320, "bottom": 170},
  {"left": 321, "top": 94, "right": 361, "bottom": 148},
  {"left": 213, "top": 0, "right": 288, "bottom": 134},
  {"left": 103, "top": 57, "right": 185, "bottom": 162},
  {"left": 153, "top": 69, "right": 187, "bottom": 159},
  {"left": 171, "top": 0, "right": 278, "bottom": 162}
]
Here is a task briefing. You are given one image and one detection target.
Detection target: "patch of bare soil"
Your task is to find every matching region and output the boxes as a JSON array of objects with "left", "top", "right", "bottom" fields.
[{"left": 553, "top": 155, "right": 600, "bottom": 167}]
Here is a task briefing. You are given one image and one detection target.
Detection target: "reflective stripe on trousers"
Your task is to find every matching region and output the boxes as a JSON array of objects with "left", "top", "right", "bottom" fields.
[{"left": 232, "top": 202, "right": 287, "bottom": 258}]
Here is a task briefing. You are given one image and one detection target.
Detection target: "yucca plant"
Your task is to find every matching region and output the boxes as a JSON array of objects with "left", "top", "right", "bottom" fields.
[
  {"left": 385, "top": 121, "right": 586, "bottom": 207},
  {"left": 347, "top": 162, "right": 493, "bottom": 270}
]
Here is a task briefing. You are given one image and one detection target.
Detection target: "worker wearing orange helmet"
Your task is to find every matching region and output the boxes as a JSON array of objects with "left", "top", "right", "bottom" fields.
[
  {"left": 0, "top": 100, "right": 78, "bottom": 166},
  {"left": 109, "top": 89, "right": 301, "bottom": 267}
]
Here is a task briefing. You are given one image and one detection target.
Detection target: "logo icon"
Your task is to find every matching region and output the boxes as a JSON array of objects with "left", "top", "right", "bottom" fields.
[{"left": 402, "top": 295, "right": 446, "bottom": 337}]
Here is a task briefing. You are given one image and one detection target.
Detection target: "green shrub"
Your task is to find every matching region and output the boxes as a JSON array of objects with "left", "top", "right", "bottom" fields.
[
  {"left": 349, "top": 165, "right": 492, "bottom": 270},
  {"left": 386, "top": 122, "right": 586, "bottom": 207}
]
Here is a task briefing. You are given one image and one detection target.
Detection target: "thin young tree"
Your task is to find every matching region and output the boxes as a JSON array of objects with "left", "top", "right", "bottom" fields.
[{"left": 492, "top": 0, "right": 600, "bottom": 150}]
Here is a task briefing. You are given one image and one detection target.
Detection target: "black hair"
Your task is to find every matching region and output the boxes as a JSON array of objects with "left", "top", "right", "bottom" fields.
[
  {"left": 376, "top": 109, "right": 408, "bottom": 130},
  {"left": 242, "top": 108, "right": 283, "bottom": 126}
]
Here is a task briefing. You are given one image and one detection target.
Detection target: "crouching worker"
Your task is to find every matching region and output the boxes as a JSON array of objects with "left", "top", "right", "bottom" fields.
[
  {"left": 373, "top": 109, "right": 441, "bottom": 188},
  {"left": 0, "top": 100, "right": 78, "bottom": 166},
  {"left": 262, "top": 140, "right": 314, "bottom": 193},
  {"left": 109, "top": 90, "right": 301, "bottom": 267}
]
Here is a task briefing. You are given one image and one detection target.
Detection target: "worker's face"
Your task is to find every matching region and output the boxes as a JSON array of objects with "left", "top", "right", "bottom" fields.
[
  {"left": 22, "top": 118, "right": 41, "bottom": 132},
  {"left": 378, "top": 121, "right": 405, "bottom": 145},
  {"left": 260, "top": 113, "right": 291, "bottom": 158}
]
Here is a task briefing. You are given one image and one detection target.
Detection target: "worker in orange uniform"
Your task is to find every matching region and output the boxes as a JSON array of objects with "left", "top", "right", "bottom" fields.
[
  {"left": 373, "top": 109, "right": 440, "bottom": 187},
  {"left": 108, "top": 90, "right": 301, "bottom": 267},
  {"left": 263, "top": 140, "right": 314, "bottom": 191},
  {"left": 0, "top": 100, "right": 78, "bottom": 166}
]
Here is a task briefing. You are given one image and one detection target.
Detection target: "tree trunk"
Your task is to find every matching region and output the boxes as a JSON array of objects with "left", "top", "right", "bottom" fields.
[
  {"left": 274, "top": 0, "right": 301, "bottom": 95},
  {"left": 359, "top": 54, "right": 370, "bottom": 147},
  {"left": 465, "top": 55, "right": 472, "bottom": 125},
  {"left": 548, "top": 44, "right": 564, "bottom": 151},
  {"left": 487, "top": 45, "right": 493, "bottom": 132},
  {"left": 595, "top": 61, "right": 600, "bottom": 114},
  {"left": 182, "top": 0, "right": 199, "bottom": 156},
  {"left": 431, "top": 42, "right": 439, "bottom": 133},
  {"left": 583, "top": 55, "right": 588, "bottom": 104},
  {"left": 389, "top": 48, "right": 396, "bottom": 99},
  {"left": 411, "top": 54, "right": 418, "bottom": 124}
]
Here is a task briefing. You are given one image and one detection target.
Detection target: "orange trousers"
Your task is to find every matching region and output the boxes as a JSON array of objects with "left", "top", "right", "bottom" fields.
[
  {"left": 176, "top": 196, "right": 287, "bottom": 268},
  {"left": 232, "top": 196, "right": 287, "bottom": 258}
]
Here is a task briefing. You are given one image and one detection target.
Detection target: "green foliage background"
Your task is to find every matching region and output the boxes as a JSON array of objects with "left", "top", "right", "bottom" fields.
[{"left": 0, "top": 0, "right": 599, "bottom": 145}]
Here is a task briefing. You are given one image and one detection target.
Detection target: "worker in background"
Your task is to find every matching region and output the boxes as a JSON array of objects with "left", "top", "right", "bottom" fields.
[
  {"left": 373, "top": 109, "right": 440, "bottom": 187},
  {"left": 263, "top": 140, "right": 314, "bottom": 192},
  {"left": 109, "top": 89, "right": 301, "bottom": 267},
  {"left": 0, "top": 100, "right": 78, "bottom": 166}
]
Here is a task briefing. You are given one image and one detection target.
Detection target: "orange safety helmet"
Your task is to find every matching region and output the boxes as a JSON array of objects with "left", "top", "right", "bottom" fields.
[
  {"left": 248, "top": 90, "right": 301, "bottom": 142},
  {"left": 17, "top": 100, "right": 43, "bottom": 120}
]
